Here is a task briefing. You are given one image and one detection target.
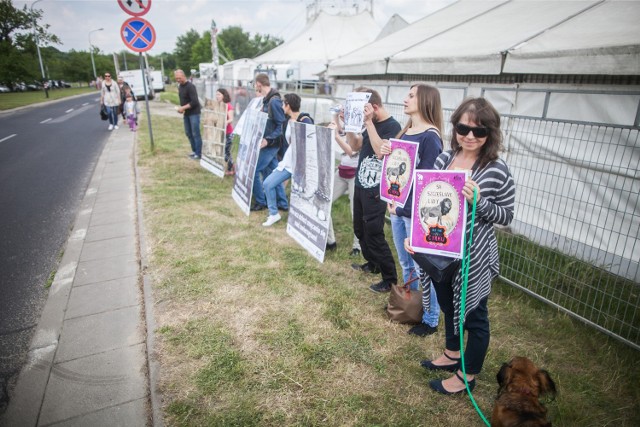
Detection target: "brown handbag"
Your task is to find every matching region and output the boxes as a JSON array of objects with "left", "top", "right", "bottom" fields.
[{"left": 386, "top": 276, "right": 422, "bottom": 324}]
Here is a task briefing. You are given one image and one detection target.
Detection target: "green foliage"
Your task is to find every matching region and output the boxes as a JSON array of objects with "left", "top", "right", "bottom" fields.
[
  {"left": 0, "top": 0, "right": 60, "bottom": 85},
  {"left": 173, "top": 28, "right": 201, "bottom": 73}
]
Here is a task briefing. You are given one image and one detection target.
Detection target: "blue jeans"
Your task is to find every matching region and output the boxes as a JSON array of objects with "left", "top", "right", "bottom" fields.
[
  {"left": 183, "top": 114, "right": 202, "bottom": 157},
  {"left": 106, "top": 105, "right": 118, "bottom": 126},
  {"left": 390, "top": 214, "right": 440, "bottom": 326},
  {"left": 253, "top": 146, "right": 287, "bottom": 208},
  {"left": 264, "top": 168, "right": 291, "bottom": 215}
]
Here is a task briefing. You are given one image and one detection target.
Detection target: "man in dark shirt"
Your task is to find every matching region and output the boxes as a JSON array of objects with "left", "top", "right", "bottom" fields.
[
  {"left": 347, "top": 87, "right": 401, "bottom": 293},
  {"left": 175, "top": 69, "right": 203, "bottom": 160}
]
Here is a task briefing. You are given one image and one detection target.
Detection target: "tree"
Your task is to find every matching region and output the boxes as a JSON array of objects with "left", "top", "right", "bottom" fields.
[
  {"left": 191, "top": 31, "right": 212, "bottom": 67},
  {"left": 173, "top": 29, "right": 201, "bottom": 73},
  {"left": 217, "top": 26, "right": 282, "bottom": 60},
  {"left": 0, "top": 0, "right": 60, "bottom": 85}
]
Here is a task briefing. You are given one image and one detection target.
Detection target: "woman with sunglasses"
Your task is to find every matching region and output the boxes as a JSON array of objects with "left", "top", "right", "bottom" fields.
[
  {"left": 99, "top": 73, "right": 121, "bottom": 130},
  {"left": 406, "top": 97, "right": 515, "bottom": 395}
]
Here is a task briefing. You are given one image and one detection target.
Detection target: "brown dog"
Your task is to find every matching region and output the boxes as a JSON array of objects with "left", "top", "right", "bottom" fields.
[{"left": 491, "top": 356, "right": 557, "bottom": 427}]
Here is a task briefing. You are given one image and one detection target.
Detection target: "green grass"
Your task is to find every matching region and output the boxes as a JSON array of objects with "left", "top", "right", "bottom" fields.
[
  {"left": 136, "top": 108, "right": 640, "bottom": 426},
  {"left": 0, "top": 87, "right": 96, "bottom": 110}
]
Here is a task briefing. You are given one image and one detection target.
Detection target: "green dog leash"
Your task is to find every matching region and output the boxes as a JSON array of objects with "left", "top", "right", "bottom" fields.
[{"left": 459, "top": 188, "right": 491, "bottom": 426}]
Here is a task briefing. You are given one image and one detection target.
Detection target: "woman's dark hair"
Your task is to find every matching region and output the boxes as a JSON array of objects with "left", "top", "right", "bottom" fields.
[
  {"left": 450, "top": 97, "right": 503, "bottom": 168},
  {"left": 398, "top": 83, "right": 443, "bottom": 138},
  {"left": 284, "top": 93, "right": 301, "bottom": 112},
  {"left": 217, "top": 88, "right": 231, "bottom": 103}
]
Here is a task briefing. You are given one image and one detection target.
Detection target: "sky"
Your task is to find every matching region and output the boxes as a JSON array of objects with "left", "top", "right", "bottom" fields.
[{"left": 15, "top": 0, "right": 455, "bottom": 55}]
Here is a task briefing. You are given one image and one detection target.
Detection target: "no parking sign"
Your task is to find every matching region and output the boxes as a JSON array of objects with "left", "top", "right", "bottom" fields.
[{"left": 121, "top": 17, "right": 156, "bottom": 53}]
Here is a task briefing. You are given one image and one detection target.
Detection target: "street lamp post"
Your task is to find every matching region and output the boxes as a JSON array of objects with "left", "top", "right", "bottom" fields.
[
  {"left": 89, "top": 28, "right": 104, "bottom": 83},
  {"left": 31, "top": 0, "right": 47, "bottom": 97}
]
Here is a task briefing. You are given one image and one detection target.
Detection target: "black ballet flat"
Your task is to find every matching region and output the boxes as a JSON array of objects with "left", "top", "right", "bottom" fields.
[
  {"left": 429, "top": 372, "right": 475, "bottom": 395},
  {"left": 420, "top": 352, "right": 460, "bottom": 372}
]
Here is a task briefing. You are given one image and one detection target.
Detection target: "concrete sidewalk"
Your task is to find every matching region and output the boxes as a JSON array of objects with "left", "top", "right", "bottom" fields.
[{"left": 1, "top": 126, "right": 153, "bottom": 426}]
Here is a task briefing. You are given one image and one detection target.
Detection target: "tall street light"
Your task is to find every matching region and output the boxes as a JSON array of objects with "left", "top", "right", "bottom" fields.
[
  {"left": 89, "top": 28, "right": 104, "bottom": 82},
  {"left": 31, "top": 0, "right": 46, "bottom": 92}
]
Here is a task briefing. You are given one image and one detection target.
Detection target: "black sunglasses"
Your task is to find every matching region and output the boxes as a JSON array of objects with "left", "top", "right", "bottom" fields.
[{"left": 455, "top": 123, "right": 488, "bottom": 138}]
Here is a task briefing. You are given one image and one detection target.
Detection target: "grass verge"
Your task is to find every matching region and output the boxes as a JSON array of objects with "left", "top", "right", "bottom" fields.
[
  {"left": 0, "top": 87, "right": 96, "bottom": 110},
  {"left": 136, "top": 106, "right": 640, "bottom": 426}
]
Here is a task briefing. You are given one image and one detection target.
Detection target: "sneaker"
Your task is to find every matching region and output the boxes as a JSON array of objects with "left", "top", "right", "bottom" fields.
[
  {"left": 408, "top": 323, "right": 438, "bottom": 337},
  {"left": 262, "top": 213, "right": 281, "bottom": 227},
  {"left": 250, "top": 203, "right": 267, "bottom": 212},
  {"left": 191, "top": 155, "right": 201, "bottom": 160},
  {"left": 369, "top": 280, "right": 392, "bottom": 293},
  {"left": 326, "top": 242, "right": 337, "bottom": 251},
  {"left": 349, "top": 248, "right": 361, "bottom": 257},
  {"left": 114, "top": 125, "right": 119, "bottom": 130},
  {"left": 351, "top": 262, "right": 381, "bottom": 274},
  {"left": 108, "top": 124, "right": 114, "bottom": 130},
  {"left": 188, "top": 152, "right": 197, "bottom": 158}
]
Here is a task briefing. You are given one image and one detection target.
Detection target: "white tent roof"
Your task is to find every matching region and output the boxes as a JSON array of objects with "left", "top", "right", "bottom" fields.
[
  {"left": 389, "top": 0, "right": 602, "bottom": 75},
  {"left": 328, "top": 0, "right": 639, "bottom": 77},
  {"left": 328, "top": 1, "right": 507, "bottom": 76},
  {"left": 253, "top": 11, "right": 380, "bottom": 66},
  {"left": 503, "top": 0, "right": 640, "bottom": 75},
  {"left": 375, "top": 14, "right": 409, "bottom": 41}
]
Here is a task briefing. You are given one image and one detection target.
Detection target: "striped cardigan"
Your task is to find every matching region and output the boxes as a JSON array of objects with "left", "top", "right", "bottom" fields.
[{"left": 435, "top": 150, "right": 516, "bottom": 334}]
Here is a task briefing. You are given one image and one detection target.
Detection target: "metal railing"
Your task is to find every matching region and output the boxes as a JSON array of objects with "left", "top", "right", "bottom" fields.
[{"left": 201, "top": 77, "right": 640, "bottom": 349}]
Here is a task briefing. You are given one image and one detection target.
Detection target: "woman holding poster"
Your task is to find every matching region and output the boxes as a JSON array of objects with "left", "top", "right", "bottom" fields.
[
  {"left": 407, "top": 98, "right": 515, "bottom": 395},
  {"left": 382, "top": 84, "right": 444, "bottom": 337}
]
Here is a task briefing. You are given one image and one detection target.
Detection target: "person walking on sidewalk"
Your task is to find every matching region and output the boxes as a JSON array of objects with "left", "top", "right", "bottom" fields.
[
  {"left": 124, "top": 92, "right": 139, "bottom": 132},
  {"left": 175, "top": 69, "right": 203, "bottom": 160},
  {"left": 100, "top": 72, "right": 121, "bottom": 131}
]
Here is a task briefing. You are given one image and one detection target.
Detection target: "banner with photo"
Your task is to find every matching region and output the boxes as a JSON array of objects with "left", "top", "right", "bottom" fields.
[
  {"left": 410, "top": 170, "right": 469, "bottom": 258},
  {"left": 343, "top": 92, "right": 371, "bottom": 133},
  {"left": 200, "top": 99, "right": 227, "bottom": 177},
  {"left": 287, "top": 122, "right": 335, "bottom": 263},
  {"left": 232, "top": 108, "right": 268, "bottom": 215},
  {"left": 380, "top": 138, "right": 419, "bottom": 208},
  {"left": 232, "top": 96, "right": 263, "bottom": 137}
]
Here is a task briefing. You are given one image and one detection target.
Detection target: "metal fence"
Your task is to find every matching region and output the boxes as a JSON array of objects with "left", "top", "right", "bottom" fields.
[{"left": 205, "top": 77, "right": 640, "bottom": 350}]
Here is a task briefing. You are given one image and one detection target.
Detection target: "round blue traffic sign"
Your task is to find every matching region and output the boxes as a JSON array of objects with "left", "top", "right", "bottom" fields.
[{"left": 121, "top": 17, "right": 156, "bottom": 52}]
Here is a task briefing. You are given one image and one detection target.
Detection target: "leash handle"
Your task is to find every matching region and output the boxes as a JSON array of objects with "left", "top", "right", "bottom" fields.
[{"left": 460, "top": 188, "right": 491, "bottom": 427}]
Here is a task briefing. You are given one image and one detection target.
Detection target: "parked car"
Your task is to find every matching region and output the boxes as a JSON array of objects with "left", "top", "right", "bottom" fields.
[
  {"left": 12, "top": 82, "right": 26, "bottom": 92},
  {"left": 59, "top": 80, "right": 71, "bottom": 88},
  {"left": 0, "top": 85, "right": 10, "bottom": 93}
]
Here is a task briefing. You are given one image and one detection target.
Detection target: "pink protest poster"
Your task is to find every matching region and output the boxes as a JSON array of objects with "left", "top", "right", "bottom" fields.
[
  {"left": 410, "top": 170, "right": 468, "bottom": 258},
  {"left": 380, "top": 139, "right": 419, "bottom": 208}
]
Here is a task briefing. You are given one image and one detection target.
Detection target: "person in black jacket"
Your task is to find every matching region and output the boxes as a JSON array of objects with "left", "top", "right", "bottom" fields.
[
  {"left": 250, "top": 73, "right": 287, "bottom": 212},
  {"left": 175, "top": 69, "right": 203, "bottom": 160}
]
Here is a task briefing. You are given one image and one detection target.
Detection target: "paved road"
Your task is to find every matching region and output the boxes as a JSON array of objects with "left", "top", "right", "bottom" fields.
[{"left": 0, "top": 93, "right": 110, "bottom": 413}]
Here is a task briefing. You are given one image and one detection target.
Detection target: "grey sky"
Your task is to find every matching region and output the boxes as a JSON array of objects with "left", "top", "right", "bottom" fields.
[{"left": 15, "top": 0, "right": 454, "bottom": 55}]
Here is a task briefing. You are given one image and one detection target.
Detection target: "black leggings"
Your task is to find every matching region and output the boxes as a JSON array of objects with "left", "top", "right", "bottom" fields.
[{"left": 432, "top": 278, "right": 489, "bottom": 375}]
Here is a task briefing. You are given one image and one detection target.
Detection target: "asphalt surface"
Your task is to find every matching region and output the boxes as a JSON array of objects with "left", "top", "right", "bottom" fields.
[{"left": 0, "top": 92, "right": 110, "bottom": 413}]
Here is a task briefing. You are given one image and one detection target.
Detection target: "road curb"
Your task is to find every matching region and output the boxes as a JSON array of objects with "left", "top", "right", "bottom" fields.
[{"left": 133, "top": 129, "right": 164, "bottom": 427}]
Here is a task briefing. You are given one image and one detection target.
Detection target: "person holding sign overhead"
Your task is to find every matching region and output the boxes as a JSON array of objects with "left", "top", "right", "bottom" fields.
[
  {"left": 406, "top": 97, "right": 515, "bottom": 395},
  {"left": 382, "top": 83, "right": 444, "bottom": 337},
  {"left": 348, "top": 87, "right": 401, "bottom": 293}
]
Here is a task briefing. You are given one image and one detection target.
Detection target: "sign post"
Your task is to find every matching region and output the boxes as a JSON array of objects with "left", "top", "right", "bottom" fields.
[{"left": 119, "top": 10, "right": 156, "bottom": 150}]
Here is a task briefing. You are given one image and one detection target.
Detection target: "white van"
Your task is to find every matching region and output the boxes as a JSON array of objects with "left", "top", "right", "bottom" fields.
[
  {"left": 119, "top": 69, "right": 154, "bottom": 101},
  {"left": 150, "top": 70, "right": 165, "bottom": 92}
]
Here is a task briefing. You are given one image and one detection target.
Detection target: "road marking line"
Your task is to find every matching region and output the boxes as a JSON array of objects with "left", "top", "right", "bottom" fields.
[
  {"left": 82, "top": 102, "right": 89, "bottom": 106},
  {"left": 0, "top": 134, "right": 17, "bottom": 143},
  {"left": 65, "top": 108, "right": 74, "bottom": 113},
  {"left": 94, "top": 98, "right": 100, "bottom": 102},
  {"left": 41, "top": 118, "right": 52, "bottom": 123}
]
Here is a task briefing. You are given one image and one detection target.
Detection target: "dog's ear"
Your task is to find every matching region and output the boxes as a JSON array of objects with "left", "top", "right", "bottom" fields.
[
  {"left": 496, "top": 362, "right": 511, "bottom": 388},
  {"left": 536, "top": 369, "right": 557, "bottom": 399}
]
